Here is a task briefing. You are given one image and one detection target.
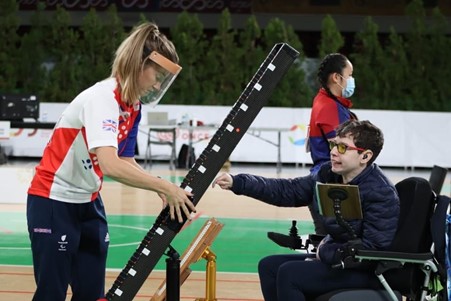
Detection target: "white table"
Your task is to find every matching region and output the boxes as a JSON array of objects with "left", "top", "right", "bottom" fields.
[
  {"left": 181, "top": 124, "right": 290, "bottom": 174},
  {"left": 141, "top": 124, "right": 290, "bottom": 173}
]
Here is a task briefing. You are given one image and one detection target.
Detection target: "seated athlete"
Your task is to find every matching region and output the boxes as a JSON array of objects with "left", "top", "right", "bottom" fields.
[{"left": 212, "top": 120, "right": 399, "bottom": 301}]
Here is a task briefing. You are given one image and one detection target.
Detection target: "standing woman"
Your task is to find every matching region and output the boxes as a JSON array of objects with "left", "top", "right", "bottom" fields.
[
  {"left": 26, "top": 22, "right": 196, "bottom": 301},
  {"left": 307, "top": 53, "right": 357, "bottom": 234},
  {"left": 308, "top": 53, "right": 357, "bottom": 173}
]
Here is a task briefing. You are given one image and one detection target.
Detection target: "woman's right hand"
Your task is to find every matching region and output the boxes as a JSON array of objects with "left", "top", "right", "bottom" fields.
[
  {"left": 163, "top": 183, "right": 196, "bottom": 223},
  {"left": 212, "top": 173, "right": 233, "bottom": 190}
]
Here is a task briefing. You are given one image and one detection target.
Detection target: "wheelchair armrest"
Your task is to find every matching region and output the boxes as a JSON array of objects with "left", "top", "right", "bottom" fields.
[
  {"left": 339, "top": 249, "right": 437, "bottom": 273},
  {"left": 306, "top": 234, "right": 326, "bottom": 249},
  {"left": 355, "top": 249, "right": 434, "bottom": 262},
  {"left": 335, "top": 245, "right": 436, "bottom": 270}
]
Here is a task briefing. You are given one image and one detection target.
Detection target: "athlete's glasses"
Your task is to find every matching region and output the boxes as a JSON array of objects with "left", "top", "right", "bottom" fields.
[{"left": 329, "top": 141, "right": 365, "bottom": 154}]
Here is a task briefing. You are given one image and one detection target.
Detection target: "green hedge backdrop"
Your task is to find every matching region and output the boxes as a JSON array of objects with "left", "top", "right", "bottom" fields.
[{"left": 1, "top": 0, "right": 450, "bottom": 111}]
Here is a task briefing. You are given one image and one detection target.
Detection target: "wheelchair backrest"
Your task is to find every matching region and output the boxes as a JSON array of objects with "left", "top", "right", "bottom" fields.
[
  {"left": 385, "top": 177, "right": 436, "bottom": 297},
  {"left": 429, "top": 165, "right": 447, "bottom": 195},
  {"left": 391, "top": 177, "right": 435, "bottom": 253}
]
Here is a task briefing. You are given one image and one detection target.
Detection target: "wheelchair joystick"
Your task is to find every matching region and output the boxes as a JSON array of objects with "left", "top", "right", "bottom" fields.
[
  {"left": 289, "top": 220, "right": 300, "bottom": 239},
  {"left": 267, "top": 219, "right": 304, "bottom": 250}
]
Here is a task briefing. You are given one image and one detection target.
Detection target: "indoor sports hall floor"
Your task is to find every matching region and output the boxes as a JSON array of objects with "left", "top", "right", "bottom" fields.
[{"left": 0, "top": 159, "right": 449, "bottom": 301}]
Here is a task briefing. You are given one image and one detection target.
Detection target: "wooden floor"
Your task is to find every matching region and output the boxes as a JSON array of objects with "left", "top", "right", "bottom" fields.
[
  {"left": 0, "top": 265, "right": 262, "bottom": 301},
  {"left": 0, "top": 161, "right": 447, "bottom": 300}
]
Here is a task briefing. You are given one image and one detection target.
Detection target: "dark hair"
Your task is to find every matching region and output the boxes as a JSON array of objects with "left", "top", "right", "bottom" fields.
[
  {"left": 317, "top": 53, "right": 349, "bottom": 100},
  {"left": 335, "top": 120, "right": 384, "bottom": 165}
]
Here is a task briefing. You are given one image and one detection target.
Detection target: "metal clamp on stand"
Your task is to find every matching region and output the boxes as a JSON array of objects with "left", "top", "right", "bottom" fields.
[
  {"left": 165, "top": 245, "right": 181, "bottom": 301},
  {"left": 195, "top": 246, "right": 218, "bottom": 301},
  {"left": 327, "top": 188, "right": 364, "bottom": 269},
  {"left": 328, "top": 188, "right": 358, "bottom": 240}
]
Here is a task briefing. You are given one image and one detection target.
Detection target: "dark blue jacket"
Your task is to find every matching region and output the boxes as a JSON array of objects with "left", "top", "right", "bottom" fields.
[{"left": 230, "top": 163, "right": 400, "bottom": 265}]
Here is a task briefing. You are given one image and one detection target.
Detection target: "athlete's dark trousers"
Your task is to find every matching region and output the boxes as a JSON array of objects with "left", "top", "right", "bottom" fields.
[{"left": 27, "top": 194, "right": 109, "bottom": 301}]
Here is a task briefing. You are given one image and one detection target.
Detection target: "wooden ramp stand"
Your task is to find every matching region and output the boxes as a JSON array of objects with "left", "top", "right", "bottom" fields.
[{"left": 151, "top": 218, "right": 224, "bottom": 301}]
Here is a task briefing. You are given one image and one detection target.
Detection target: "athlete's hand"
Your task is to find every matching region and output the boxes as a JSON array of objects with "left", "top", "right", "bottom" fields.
[
  {"left": 158, "top": 192, "right": 167, "bottom": 208},
  {"left": 212, "top": 173, "right": 233, "bottom": 190},
  {"left": 164, "top": 183, "right": 195, "bottom": 223}
]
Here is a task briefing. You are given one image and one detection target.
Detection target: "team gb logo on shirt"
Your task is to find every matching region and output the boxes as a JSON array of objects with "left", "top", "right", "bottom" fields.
[{"left": 102, "top": 119, "right": 118, "bottom": 133}]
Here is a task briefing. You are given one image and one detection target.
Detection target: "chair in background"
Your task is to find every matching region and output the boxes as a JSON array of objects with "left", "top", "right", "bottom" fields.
[
  {"left": 145, "top": 112, "right": 177, "bottom": 170},
  {"left": 144, "top": 126, "right": 177, "bottom": 170}
]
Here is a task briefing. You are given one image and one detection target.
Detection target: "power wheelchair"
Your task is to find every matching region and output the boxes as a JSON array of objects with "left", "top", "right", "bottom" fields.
[{"left": 268, "top": 170, "right": 449, "bottom": 301}]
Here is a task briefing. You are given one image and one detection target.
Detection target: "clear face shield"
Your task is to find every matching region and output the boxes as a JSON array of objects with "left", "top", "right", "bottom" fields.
[{"left": 140, "top": 51, "right": 182, "bottom": 107}]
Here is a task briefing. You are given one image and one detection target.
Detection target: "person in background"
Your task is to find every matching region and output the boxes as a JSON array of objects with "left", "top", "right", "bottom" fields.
[
  {"left": 26, "top": 22, "right": 196, "bottom": 301},
  {"left": 307, "top": 53, "right": 358, "bottom": 234},
  {"left": 212, "top": 120, "right": 399, "bottom": 301}
]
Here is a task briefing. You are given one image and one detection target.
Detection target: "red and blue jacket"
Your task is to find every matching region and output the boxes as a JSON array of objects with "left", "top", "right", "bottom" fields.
[{"left": 308, "top": 89, "right": 353, "bottom": 173}]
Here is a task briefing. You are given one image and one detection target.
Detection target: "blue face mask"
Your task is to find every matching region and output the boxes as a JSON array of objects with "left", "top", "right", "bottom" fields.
[{"left": 340, "top": 76, "right": 355, "bottom": 98}]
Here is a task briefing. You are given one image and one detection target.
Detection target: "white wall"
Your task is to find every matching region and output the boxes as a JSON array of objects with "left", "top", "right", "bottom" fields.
[{"left": 1, "top": 103, "right": 450, "bottom": 168}]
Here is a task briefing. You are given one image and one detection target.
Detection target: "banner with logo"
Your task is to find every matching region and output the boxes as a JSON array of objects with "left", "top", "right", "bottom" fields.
[{"left": 2, "top": 103, "right": 451, "bottom": 169}]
